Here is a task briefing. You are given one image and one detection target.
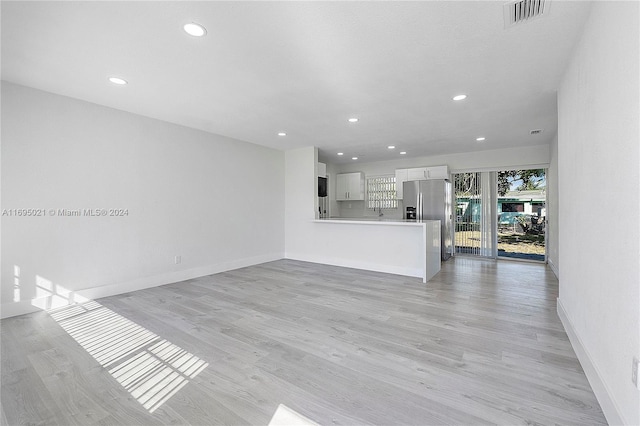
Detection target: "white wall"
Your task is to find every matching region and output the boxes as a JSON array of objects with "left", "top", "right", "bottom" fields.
[
  {"left": 557, "top": 2, "right": 639, "bottom": 425},
  {"left": 1, "top": 82, "right": 285, "bottom": 317},
  {"left": 284, "top": 146, "right": 318, "bottom": 259},
  {"left": 547, "top": 132, "right": 559, "bottom": 277},
  {"left": 329, "top": 145, "right": 550, "bottom": 219}
]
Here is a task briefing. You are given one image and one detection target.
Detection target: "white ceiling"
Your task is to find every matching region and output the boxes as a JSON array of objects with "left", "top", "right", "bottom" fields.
[{"left": 1, "top": 1, "right": 592, "bottom": 164}]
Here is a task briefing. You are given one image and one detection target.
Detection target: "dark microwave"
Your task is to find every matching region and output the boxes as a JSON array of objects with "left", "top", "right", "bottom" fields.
[{"left": 318, "top": 177, "right": 327, "bottom": 198}]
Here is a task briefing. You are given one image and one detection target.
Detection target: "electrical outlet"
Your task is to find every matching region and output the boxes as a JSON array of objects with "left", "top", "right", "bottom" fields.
[
  {"left": 174, "top": 255, "right": 181, "bottom": 264},
  {"left": 633, "top": 358, "right": 639, "bottom": 389}
]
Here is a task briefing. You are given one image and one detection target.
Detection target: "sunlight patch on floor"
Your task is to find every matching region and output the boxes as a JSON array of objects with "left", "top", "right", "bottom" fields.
[
  {"left": 268, "top": 404, "right": 319, "bottom": 426},
  {"left": 49, "top": 298, "right": 208, "bottom": 413}
]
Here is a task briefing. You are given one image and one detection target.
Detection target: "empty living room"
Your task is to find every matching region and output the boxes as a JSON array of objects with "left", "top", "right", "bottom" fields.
[{"left": 1, "top": 1, "right": 638, "bottom": 425}]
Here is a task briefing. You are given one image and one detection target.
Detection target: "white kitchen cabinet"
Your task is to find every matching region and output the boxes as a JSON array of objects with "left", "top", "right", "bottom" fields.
[
  {"left": 395, "top": 168, "right": 408, "bottom": 199},
  {"left": 336, "top": 172, "right": 364, "bottom": 201},
  {"left": 336, "top": 174, "right": 349, "bottom": 200},
  {"left": 317, "top": 162, "right": 327, "bottom": 178},
  {"left": 407, "top": 167, "right": 428, "bottom": 181},
  {"left": 425, "top": 165, "right": 449, "bottom": 180},
  {"left": 404, "top": 165, "right": 449, "bottom": 181}
]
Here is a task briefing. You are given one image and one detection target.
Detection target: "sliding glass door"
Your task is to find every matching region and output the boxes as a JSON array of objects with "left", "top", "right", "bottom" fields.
[
  {"left": 454, "top": 169, "right": 546, "bottom": 262},
  {"left": 496, "top": 169, "right": 546, "bottom": 261}
]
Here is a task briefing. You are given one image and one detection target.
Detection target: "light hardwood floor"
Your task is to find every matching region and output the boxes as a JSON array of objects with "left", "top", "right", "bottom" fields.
[{"left": 1, "top": 258, "right": 606, "bottom": 425}]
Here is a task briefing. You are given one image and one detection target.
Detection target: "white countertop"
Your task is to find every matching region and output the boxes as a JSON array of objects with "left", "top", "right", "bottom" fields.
[{"left": 314, "top": 218, "right": 439, "bottom": 227}]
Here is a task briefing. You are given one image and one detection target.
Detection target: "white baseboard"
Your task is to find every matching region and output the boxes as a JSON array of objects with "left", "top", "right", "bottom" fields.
[
  {"left": 557, "top": 298, "right": 625, "bottom": 425},
  {"left": 547, "top": 258, "right": 559, "bottom": 279},
  {"left": 0, "top": 252, "right": 284, "bottom": 319},
  {"left": 284, "top": 252, "right": 423, "bottom": 279}
]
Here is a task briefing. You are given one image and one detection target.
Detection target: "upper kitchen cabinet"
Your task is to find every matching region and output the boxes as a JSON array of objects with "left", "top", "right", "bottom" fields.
[
  {"left": 425, "top": 165, "right": 449, "bottom": 180},
  {"left": 405, "top": 165, "right": 449, "bottom": 181},
  {"left": 407, "top": 167, "right": 428, "bottom": 181},
  {"left": 336, "top": 172, "right": 364, "bottom": 201},
  {"left": 396, "top": 165, "right": 449, "bottom": 199},
  {"left": 317, "top": 162, "right": 327, "bottom": 178}
]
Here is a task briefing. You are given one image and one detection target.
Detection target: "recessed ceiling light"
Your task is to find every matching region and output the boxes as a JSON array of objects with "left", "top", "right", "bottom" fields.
[
  {"left": 352, "top": 157, "right": 358, "bottom": 160},
  {"left": 348, "top": 118, "right": 359, "bottom": 123},
  {"left": 452, "top": 94, "right": 467, "bottom": 101},
  {"left": 400, "top": 151, "right": 407, "bottom": 155},
  {"left": 108, "top": 77, "right": 127, "bottom": 85},
  {"left": 277, "top": 132, "right": 286, "bottom": 136},
  {"left": 337, "top": 152, "right": 344, "bottom": 156},
  {"left": 476, "top": 137, "right": 486, "bottom": 141},
  {"left": 184, "top": 22, "right": 207, "bottom": 37},
  {"left": 388, "top": 145, "right": 395, "bottom": 149}
]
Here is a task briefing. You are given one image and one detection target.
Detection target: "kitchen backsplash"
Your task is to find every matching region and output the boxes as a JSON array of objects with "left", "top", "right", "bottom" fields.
[{"left": 336, "top": 200, "right": 405, "bottom": 220}]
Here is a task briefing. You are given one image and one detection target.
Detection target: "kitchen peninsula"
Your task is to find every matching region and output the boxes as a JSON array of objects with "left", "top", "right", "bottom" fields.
[{"left": 313, "top": 218, "right": 441, "bottom": 283}]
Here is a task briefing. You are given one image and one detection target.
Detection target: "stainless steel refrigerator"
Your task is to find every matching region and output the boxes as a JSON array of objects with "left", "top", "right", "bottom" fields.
[{"left": 403, "top": 179, "right": 453, "bottom": 260}]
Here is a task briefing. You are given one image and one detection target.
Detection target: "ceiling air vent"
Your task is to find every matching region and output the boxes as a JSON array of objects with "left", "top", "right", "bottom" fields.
[
  {"left": 530, "top": 129, "right": 543, "bottom": 135},
  {"left": 504, "top": 0, "right": 549, "bottom": 28}
]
